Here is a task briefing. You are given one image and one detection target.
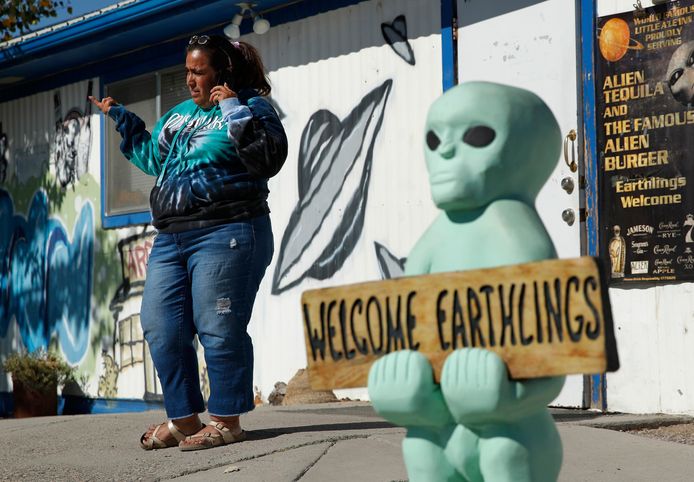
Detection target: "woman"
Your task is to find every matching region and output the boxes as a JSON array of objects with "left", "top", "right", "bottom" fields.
[{"left": 90, "top": 35, "right": 287, "bottom": 451}]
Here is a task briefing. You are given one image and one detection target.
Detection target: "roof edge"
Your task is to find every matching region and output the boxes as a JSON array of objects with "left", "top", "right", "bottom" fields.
[{"left": 0, "top": 0, "right": 198, "bottom": 65}]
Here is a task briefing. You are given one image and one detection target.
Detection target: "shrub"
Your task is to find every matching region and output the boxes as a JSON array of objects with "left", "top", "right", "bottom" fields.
[{"left": 2, "top": 349, "right": 75, "bottom": 392}]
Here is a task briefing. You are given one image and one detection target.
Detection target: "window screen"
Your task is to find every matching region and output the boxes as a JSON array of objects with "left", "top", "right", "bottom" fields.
[
  {"left": 105, "top": 74, "right": 157, "bottom": 216},
  {"left": 161, "top": 69, "right": 189, "bottom": 114}
]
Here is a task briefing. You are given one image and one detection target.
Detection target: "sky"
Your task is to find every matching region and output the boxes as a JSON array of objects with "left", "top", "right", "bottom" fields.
[{"left": 30, "top": 0, "right": 123, "bottom": 31}]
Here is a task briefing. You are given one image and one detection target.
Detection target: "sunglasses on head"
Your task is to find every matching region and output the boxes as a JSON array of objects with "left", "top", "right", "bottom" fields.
[
  {"left": 189, "top": 35, "right": 211, "bottom": 46},
  {"left": 189, "top": 35, "right": 241, "bottom": 48}
]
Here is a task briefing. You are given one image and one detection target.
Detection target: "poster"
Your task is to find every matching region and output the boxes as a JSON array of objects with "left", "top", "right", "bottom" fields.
[{"left": 597, "top": 1, "right": 694, "bottom": 283}]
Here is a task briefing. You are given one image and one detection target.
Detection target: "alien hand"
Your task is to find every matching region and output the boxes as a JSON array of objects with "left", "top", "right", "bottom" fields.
[
  {"left": 441, "top": 348, "right": 516, "bottom": 425},
  {"left": 368, "top": 350, "right": 453, "bottom": 428}
]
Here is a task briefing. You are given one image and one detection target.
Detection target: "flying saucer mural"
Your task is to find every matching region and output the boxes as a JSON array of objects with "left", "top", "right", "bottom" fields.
[
  {"left": 271, "top": 80, "right": 393, "bottom": 294},
  {"left": 374, "top": 241, "right": 406, "bottom": 279},
  {"left": 382, "top": 15, "right": 416, "bottom": 65}
]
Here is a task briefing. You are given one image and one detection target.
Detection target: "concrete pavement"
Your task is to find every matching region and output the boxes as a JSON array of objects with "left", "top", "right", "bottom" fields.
[{"left": 0, "top": 402, "right": 693, "bottom": 481}]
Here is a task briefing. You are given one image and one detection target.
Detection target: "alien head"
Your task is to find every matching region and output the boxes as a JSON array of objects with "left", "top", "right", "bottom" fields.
[
  {"left": 666, "top": 41, "right": 694, "bottom": 106},
  {"left": 424, "top": 81, "right": 561, "bottom": 211}
]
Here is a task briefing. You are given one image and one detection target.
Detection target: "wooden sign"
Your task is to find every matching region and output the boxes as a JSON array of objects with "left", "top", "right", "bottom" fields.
[{"left": 301, "top": 257, "right": 619, "bottom": 390}]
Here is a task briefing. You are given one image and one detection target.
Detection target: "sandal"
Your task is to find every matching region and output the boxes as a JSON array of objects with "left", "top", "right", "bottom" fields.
[
  {"left": 179, "top": 421, "right": 247, "bottom": 451},
  {"left": 140, "top": 420, "right": 197, "bottom": 450}
]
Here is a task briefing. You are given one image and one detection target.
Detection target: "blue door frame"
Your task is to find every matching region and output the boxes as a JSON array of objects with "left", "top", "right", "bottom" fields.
[{"left": 578, "top": 0, "right": 606, "bottom": 411}]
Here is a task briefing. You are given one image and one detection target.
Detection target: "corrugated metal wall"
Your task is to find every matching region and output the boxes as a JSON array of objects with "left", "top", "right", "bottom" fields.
[
  {"left": 0, "top": 78, "right": 110, "bottom": 396},
  {"left": 0, "top": 0, "right": 444, "bottom": 404},
  {"left": 243, "top": 0, "right": 442, "bottom": 400},
  {"left": 0, "top": 79, "right": 98, "bottom": 187},
  {"left": 1, "top": 0, "right": 691, "bottom": 416}
]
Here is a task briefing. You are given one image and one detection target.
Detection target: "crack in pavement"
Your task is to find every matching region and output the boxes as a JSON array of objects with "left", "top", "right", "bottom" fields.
[
  {"left": 165, "top": 434, "right": 373, "bottom": 481},
  {"left": 293, "top": 441, "right": 335, "bottom": 481}
]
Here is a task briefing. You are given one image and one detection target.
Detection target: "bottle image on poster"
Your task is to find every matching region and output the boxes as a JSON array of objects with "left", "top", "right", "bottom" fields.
[
  {"left": 596, "top": 1, "right": 694, "bottom": 284},
  {"left": 609, "top": 225, "right": 627, "bottom": 278}
]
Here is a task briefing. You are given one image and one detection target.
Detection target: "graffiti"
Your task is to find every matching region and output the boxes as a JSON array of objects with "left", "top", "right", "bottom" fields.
[
  {"left": 52, "top": 81, "right": 93, "bottom": 188},
  {"left": 271, "top": 80, "right": 393, "bottom": 294},
  {"left": 381, "top": 15, "right": 415, "bottom": 65},
  {"left": 374, "top": 241, "right": 406, "bottom": 279},
  {"left": 109, "top": 230, "right": 156, "bottom": 319},
  {"left": 0, "top": 122, "right": 7, "bottom": 184},
  {"left": 98, "top": 352, "right": 119, "bottom": 398},
  {"left": 107, "top": 231, "right": 162, "bottom": 399},
  {"left": 0, "top": 189, "right": 94, "bottom": 363}
]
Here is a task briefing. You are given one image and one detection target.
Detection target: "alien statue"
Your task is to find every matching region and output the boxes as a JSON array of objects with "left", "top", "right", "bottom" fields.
[{"left": 368, "top": 82, "right": 565, "bottom": 482}]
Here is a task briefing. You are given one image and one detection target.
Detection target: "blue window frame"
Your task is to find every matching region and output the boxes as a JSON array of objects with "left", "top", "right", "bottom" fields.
[{"left": 100, "top": 51, "right": 183, "bottom": 229}]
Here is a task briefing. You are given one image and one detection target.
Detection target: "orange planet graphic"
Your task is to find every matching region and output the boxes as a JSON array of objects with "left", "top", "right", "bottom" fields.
[{"left": 599, "top": 18, "right": 644, "bottom": 62}]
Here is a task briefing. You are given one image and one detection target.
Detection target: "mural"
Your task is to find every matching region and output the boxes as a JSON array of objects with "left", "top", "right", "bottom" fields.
[
  {"left": 271, "top": 80, "right": 393, "bottom": 294},
  {"left": 381, "top": 15, "right": 416, "bottom": 65},
  {"left": 0, "top": 189, "right": 94, "bottom": 364},
  {"left": 109, "top": 230, "right": 155, "bottom": 320},
  {"left": 0, "top": 2, "right": 436, "bottom": 409},
  {"left": 108, "top": 231, "right": 160, "bottom": 399},
  {"left": 98, "top": 353, "right": 119, "bottom": 398},
  {"left": 52, "top": 81, "right": 93, "bottom": 188},
  {"left": 374, "top": 241, "right": 406, "bottom": 279}
]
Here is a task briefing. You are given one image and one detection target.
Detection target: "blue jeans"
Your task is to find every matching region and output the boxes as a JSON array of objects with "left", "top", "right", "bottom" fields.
[{"left": 140, "top": 215, "right": 273, "bottom": 419}]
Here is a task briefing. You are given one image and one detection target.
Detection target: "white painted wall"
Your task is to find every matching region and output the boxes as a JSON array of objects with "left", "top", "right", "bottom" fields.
[
  {"left": 599, "top": 0, "right": 694, "bottom": 415},
  {"left": 246, "top": 0, "right": 443, "bottom": 401}
]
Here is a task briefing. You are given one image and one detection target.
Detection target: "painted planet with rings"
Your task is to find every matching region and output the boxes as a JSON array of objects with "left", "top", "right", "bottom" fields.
[{"left": 599, "top": 18, "right": 644, "bottom": 62}]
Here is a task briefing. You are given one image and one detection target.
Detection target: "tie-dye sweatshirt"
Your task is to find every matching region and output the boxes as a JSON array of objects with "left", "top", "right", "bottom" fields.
[{"left": 108, "top": 89, "right": 287, "bottom": 232}]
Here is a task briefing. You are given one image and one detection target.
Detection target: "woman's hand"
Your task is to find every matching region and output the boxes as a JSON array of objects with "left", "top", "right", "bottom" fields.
[
  {"left": 210, "top": 83, "right": 237, "bottom": 105},
  {"left": 88, "top": 96, "right": 118, "bottom": 114}
]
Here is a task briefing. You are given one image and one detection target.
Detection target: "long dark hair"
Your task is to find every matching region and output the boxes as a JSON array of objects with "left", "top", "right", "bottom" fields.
[{"left": 186, "top": 34, "right": 271, "bottom": 96}]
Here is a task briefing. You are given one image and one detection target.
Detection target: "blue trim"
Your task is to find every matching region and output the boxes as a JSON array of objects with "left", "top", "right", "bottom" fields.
[
  {"left": 60, "top": 395, "right": 165, "bottom": 415},
  {"left": 1, "top": 392, "right": 164, "bottom": 417},
  {"left": 0, "top": 0, "right": 367, "bottom": 103},
  {"left": 100, "top": 81, "right": 107, "bottom": 230},
  {"left": 440, "top": 0, "right": 456, "bottom": 92},
  {"left": 0, "top": 40, "right": 187, "bottom": 104},
  {"left": 99, "top": 79, "right": 152, "bottom": 229},
  {"left": 581, "top": 0, "right": 599, "bottom": 259},
  {"left": 103, "top": 211, "right": 152, "bottom": 229},
  {"left": 101, "top": 51, "right": 184, "bottom": 86},
  {"left": 579, "top": 0, "right": 605, "bottom": 411},
  {"left": 0, "top": 392, "right": 10, "bottom": 416},
  {"left": 1, "top": 0, "right": 198, "bottom": 65}
]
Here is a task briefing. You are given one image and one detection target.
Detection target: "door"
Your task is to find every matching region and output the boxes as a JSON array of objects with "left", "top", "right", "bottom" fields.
[{"left": 456, "top": 0, "right": 584, "bottom": 407}]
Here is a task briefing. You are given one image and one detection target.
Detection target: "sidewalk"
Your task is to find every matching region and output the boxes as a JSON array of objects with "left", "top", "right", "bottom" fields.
[{"left": 1, "top": 402, "right": 693, "bottom": 481}]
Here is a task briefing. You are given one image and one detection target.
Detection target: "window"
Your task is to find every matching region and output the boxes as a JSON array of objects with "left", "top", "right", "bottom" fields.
[
  {"left": 118, "top": 314, "right": 144, "bottom": 369},
  {"left": 103, "top": 68, "right": 189, "bottom": 227}
]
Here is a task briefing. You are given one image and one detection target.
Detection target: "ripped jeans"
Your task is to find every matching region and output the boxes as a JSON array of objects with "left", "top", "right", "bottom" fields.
[{"left": 140, "top": 215, "right": 273, "bottom": 419}]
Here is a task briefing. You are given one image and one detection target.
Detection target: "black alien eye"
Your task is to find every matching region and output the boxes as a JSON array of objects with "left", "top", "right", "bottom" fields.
[
  {"left": 462, "top": 126, "right": 496, "bottom": 147},
  {"left": 426, "top": 130, "right": 441, "bottom": 151},
  {"left": 670, "top": 69, "right": 683, "bottom": 87},
  {"left": 687, "top": 51, "right": 694, "bottom": 67}
]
